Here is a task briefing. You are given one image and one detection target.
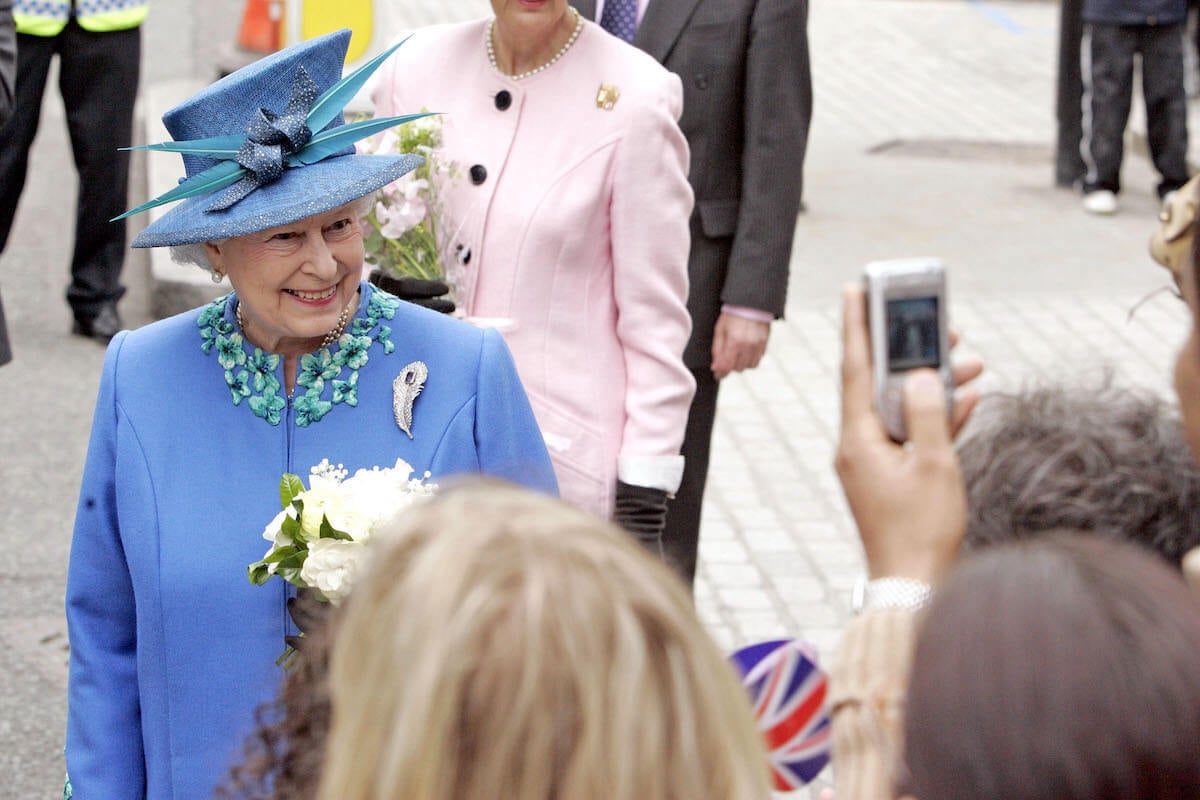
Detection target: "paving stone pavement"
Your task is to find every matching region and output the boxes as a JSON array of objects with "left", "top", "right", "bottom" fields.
[
  {"left": 697, "top": 0, "right": 1187, "bottom": 672},
  {"left": 0, "top": 0, "right": 1194, "bottom": 796}
]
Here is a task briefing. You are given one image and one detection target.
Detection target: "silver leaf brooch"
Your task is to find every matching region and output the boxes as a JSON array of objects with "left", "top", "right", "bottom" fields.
[{"left": 392, "top": 361, "right": 428, "bottom": 439}]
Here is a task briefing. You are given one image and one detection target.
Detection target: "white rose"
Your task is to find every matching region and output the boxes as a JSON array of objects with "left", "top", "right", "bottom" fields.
[
  {"left": 300, "top": 538, "right": 366, "bottom": 605},
  {"left": 322, "top": 505, "right": 371, "bottom": 541},
  {"left": 342, "top": 459, "right": 411, "bottom": 503},
  {"left": 262, "top": 507, "right": 296, "bottom": 546},
  {"left": 297, "top": 483, "right": 347, "bottom": 538},
  {"left": 339, "top": 459, "right": 430, "bottom": 541}
]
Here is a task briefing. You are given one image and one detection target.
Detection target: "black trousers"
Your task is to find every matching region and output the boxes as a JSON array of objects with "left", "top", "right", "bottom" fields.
[
  {"left": 0, "top": 293, "right": 10, "bottom": 366},
  {"left": 661, "top": 366, "right": 719, "bottom": 588},
  {"left": 0, "top": 20, "right": 139, "bottom": 321},
  {"left": 1080, "top": 21, "right": 1189, "bottom": 197}
]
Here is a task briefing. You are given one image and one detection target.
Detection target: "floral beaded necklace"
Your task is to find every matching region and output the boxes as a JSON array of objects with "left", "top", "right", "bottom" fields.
[{"left": 197, "top": 290, "right": 402, "bottom": 427}]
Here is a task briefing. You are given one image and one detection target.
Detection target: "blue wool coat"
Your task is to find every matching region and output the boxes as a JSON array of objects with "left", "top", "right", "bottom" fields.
[{"left": 65, "top": 284, "right": 557, "bottom": 799}]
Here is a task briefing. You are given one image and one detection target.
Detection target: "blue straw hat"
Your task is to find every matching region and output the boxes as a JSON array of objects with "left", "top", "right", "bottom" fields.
[{"left": 126, "top": 29, "right": 425, "bottom": 248}]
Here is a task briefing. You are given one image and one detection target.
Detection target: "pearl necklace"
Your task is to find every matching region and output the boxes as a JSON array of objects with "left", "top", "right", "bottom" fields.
[
  {"left": 487, "top": 7, "right": 583, "bottom": 81},
  {"left": 236, "top": 299, "right": 352, "bottom": 351}
]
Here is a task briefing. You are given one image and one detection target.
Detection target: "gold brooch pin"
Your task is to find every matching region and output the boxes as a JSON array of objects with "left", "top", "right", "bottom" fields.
[{"left": 596, "top": 83, "right": 620, "bottom": 111}]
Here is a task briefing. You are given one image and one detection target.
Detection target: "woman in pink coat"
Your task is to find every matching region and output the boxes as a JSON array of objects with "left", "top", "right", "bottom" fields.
[{"left": 371, "top": 0, "right": 695, "bottom": 548}]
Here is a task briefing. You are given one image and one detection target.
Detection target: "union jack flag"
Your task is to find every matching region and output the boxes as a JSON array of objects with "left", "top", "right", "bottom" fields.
[{"left": 730, "top": 639, "right": 832, "bottom": 792}]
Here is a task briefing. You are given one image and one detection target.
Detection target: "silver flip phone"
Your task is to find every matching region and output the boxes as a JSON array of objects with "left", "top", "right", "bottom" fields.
[{"left": 863, "top": 258, "right": 953, "bottom": 442}]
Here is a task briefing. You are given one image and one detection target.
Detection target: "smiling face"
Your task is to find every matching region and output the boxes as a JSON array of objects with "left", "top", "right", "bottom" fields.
[{"left": 205, "top": 202, "right": 364, "bottom": 358}]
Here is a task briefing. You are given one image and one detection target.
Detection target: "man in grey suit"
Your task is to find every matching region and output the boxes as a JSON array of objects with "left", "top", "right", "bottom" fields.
[{"left": 577, "top": 0, "right": 812, "bottom": 588}]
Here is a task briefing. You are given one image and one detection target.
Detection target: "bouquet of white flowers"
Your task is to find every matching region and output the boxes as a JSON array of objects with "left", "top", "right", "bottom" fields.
[{"left": 249, "top": 458, "right": 437, "bottom": 606}]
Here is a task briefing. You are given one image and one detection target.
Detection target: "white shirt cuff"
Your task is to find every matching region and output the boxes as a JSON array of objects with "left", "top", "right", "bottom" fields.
[
  {"left": 721, "top": 304, "right": 775, "bottom": 323},
  {"left": 618, "top": 455, "right": 685, "bottom": 495}
]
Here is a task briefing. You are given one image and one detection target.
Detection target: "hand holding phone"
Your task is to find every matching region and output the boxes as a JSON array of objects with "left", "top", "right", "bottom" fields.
[
  {"left": 835, "top": 283, "right": 969, "bottom": 585},
  {"left": 863, "top": 258, "right": 954, "bottom": 442}
]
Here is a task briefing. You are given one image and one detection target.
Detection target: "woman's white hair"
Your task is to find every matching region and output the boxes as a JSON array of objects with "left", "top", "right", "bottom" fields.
[
  {"left": 165, "top": 194, "right": 377, "bottom": 275},
  {"left": 169, "top": 242, "right": 214, "bottom": 272}
]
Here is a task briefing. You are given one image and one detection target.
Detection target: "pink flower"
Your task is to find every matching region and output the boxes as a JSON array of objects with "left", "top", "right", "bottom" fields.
[{"left": 376, "top": 196, "right": 426, "bottom": 239}]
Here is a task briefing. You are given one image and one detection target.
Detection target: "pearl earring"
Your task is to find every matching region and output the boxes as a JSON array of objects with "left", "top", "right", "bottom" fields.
[{"left": 211, "top": 271, "right": 223, "bottom": 284}]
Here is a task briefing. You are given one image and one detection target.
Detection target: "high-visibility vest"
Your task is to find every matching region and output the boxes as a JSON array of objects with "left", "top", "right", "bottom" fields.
[{"left": 14, "top": 0, "right": 149, "bottom": 37}]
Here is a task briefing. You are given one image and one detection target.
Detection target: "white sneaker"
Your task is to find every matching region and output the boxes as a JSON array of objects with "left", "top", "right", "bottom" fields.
[
  {"left": 1084, "top": 190, "right": 1118, "bottom": 215},
  {"left": 1082, "top": 190, "right": 1118, "bottom": 215}
]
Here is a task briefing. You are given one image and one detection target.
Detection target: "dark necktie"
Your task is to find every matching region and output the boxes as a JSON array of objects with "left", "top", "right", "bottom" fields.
[{"left": 599, "top": 0, "right": 638, "bottom": 43}]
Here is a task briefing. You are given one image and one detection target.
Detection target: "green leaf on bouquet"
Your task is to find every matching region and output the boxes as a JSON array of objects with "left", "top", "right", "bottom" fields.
[
  {"left": 281, "top": 513, "right": 303, "bottom": 544},
  {"left": 248, "top": 561, "right": 273, "bottom": 585},
  {"left": 247, "top": 544, "right": 302, "bottom": 584},
  {"left": 319, "top": 516, "right": 355, "bottom": 541},
  {"left": 274, "top": 548, "right": 310, "bottom": 586},
  {"left": 276, "top": 547, "right": 306, "bottom": 570},
  {"left": 266, "top": 545, "right": 301, "bottom": 563},
  {"left": 276, "top": 565, "right": 305, "bottom": 585},
  {"left": 280, "top": 473, "right": 305, "bottom": 508}
]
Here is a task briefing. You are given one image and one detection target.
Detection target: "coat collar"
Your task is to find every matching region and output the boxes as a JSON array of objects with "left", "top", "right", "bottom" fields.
[
  {"left": 577, "top": 0, "right": 706, "bottom": 63},
  {"left": 575, "top": 0, "right": 597, "bottom": 20}
]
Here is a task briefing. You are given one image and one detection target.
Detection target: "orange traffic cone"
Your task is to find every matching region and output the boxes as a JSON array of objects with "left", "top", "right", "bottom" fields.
[{"left": 236, "top": 0, "right": 283, "bottom": 54}]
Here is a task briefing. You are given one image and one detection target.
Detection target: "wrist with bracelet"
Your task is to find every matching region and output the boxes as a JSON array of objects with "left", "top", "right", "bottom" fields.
[{"left": 851, "top": 575, "right": 934, "bottom": 614}]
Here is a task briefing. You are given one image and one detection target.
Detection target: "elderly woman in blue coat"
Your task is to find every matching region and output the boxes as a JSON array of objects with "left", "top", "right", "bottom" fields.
[{"left": 64, "top": 30, "right": 557, "bottom": 799}]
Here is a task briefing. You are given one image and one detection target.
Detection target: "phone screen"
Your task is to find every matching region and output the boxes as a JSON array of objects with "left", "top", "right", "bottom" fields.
[{"left": 886, "top": 297, "right": 940, "bottom": 371}]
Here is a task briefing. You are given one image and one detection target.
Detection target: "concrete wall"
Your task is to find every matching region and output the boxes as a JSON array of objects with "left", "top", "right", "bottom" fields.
[{"left": 142, "top": 0, "right": 246, "bottom": 83}]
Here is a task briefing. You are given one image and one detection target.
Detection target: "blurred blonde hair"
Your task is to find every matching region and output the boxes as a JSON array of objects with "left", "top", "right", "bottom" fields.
[{"left": 317, "top": 481, "right": 770, "bottom": 800}]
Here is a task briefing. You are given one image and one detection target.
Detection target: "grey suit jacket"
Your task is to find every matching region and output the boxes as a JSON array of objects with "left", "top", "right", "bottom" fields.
[{"left": 578, "top": 0, "right": 812, "bottom": 368}]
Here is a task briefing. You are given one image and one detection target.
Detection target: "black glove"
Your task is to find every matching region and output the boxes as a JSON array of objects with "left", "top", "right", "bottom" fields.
[
  {"left": 368, "top": 271, "right": 456, "bottom": 315},
  {"left": 284, "top": 587, "right": 331, "bottom": 656},
  {"left": 613, "top": 480, "right": 669, "bottom": 558}
]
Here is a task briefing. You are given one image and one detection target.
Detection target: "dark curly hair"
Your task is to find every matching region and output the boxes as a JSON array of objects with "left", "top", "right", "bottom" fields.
[
  {"left": 214, "top": 615, "right": 335, "bottom": 800},
  {"left": 956, "top": 380, "right": 1200, "bottom": 566}
]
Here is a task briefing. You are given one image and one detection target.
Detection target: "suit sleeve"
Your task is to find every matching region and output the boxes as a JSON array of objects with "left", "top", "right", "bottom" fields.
[
  {"left": 0, "top": 0, "right": 15, "bottom": 127},
  {"left": 610, "top": 70, "right": 696, "bottom": 492},
  {"left": 65, "top": 333, "right": 146, "bottom": 797},
  {"left": 723, "top": 0, "right": 812, "bottom": 317},
  {"left": 472, "top": 328, "right": 560, "bottom": 495}
]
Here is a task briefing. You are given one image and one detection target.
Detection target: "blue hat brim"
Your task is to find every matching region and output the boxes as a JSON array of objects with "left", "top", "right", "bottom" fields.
[{"left": 130, "top": 153, "right": 423, "bottom": 247}]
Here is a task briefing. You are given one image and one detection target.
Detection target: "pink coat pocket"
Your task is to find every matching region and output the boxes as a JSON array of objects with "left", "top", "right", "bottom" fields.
[{"left": 531, "top": 398, "right": 615, "bottom": 519}]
